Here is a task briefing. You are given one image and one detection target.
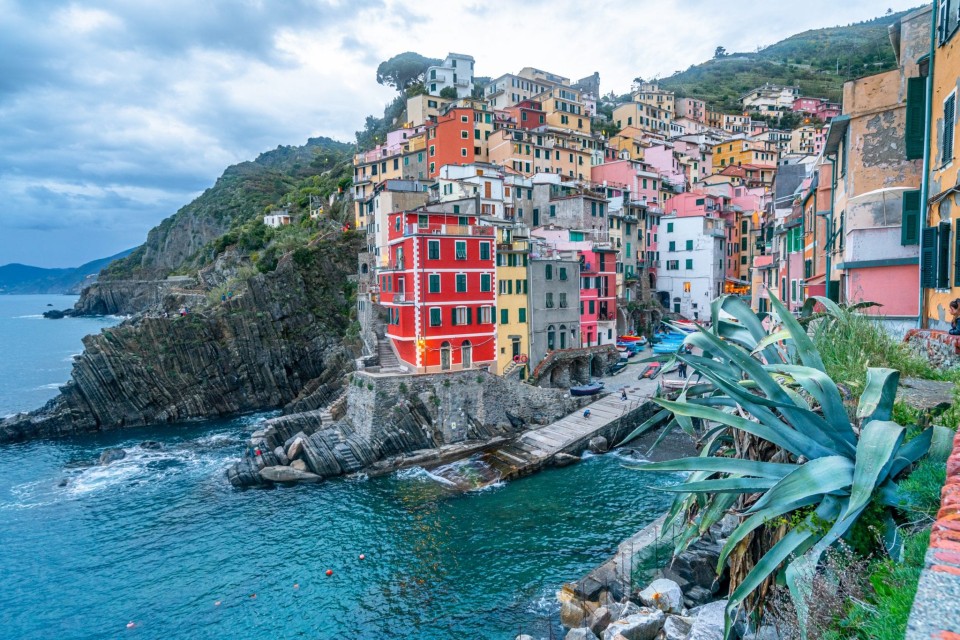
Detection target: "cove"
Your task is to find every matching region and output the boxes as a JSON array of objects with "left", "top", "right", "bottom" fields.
[{"left": 1, "top": 415, "right": 676, "bottom": 639}]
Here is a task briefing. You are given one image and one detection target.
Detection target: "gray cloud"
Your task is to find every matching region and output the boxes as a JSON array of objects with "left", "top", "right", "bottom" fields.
[{"left": 0, "top": 0, "right": 920, "bottom": 268}]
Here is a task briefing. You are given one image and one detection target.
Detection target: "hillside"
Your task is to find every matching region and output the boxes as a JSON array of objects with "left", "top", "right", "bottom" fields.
[
  {"left": 659, "top": 7, "right": 922, "bottom": 112},
  {"left": 0, "top": 248, "right": 135, "bottom": 295},
  {"left": 100, "top": 136, "right": 355, "bottom": 281}
]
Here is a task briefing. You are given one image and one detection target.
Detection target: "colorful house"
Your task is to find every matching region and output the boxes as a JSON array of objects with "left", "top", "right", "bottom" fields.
[
  {"left": 493, "top": 224, "right": 531, "bottom": 376},
  {"left": 380, "top": 210, "right": 496, "bottom": 373}
]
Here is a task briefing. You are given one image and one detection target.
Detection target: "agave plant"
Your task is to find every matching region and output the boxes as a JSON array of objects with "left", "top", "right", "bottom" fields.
[{"left": 623, "top": 294, "right": 950, "bottom": 638}]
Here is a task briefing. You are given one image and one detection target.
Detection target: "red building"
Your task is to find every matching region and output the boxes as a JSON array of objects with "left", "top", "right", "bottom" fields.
[
  {"left": 380, "top": 210, "right": 497, "bottom": 373},
  {"left": 505, "top": 99, "right": 545, "bottom": 130},
  {"left": 426, "top": 107, "right": 479, "bottom": 178},
  {"left": 579, "top": 247, "right": 618, "bottom": 346}
]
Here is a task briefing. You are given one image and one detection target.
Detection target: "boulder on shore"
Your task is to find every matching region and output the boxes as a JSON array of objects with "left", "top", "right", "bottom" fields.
[
  {"left": 566, "top": 628, "right": 599, "bottom": 640},
  {"left": 688, "top": 600, "right": 727, "bottom": 640},
  {"left": 98, "top": 448, "right": 126, "bottom": 465},
  {"left": 259, "top": 465, "right": 322, "bottom": 484},
  {"left": 638, "top": 578, "right": 683, "bottom": 613},
  {"left": 553, "top": 452, "right": 581, "bottom": 468},
  {"left": 588, "top": 436, "right": 609, "bottom": 453},
  {"left": 601, "top": 608, "right": 665, "bottom": 640}
]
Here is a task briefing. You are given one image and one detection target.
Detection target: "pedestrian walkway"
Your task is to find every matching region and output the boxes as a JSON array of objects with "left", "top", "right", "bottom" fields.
[{"left": 481, "top": 378, "right": 660, "bottom": 480}]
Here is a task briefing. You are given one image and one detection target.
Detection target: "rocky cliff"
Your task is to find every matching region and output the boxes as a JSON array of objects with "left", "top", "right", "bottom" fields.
[{"left": 0, "top": 233, "right": 363, "bottom": 443}]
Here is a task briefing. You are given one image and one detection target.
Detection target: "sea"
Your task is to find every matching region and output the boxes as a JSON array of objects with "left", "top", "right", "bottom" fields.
[{"left": 0, "top": 294, "right": 676, "bottom": 640}]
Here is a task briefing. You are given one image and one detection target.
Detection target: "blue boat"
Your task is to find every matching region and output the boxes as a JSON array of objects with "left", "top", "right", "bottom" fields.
[{"left": 570, "top": 381, "right": 605, "bottom": 396}]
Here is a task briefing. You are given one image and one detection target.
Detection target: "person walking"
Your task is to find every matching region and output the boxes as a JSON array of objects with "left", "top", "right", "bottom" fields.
[
  {"left": 677, "top": 360, "right": 688, "bottom": 379},
  {"left": 621, "top": 388, "right": 628, "bottom": 401}
]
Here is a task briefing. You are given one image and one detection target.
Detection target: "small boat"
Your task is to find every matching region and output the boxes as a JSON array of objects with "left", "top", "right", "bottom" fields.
[
  {"left": 640, "top": 362, "right": 662, "bottom": 379},
  {"left": 608, "top": 360, "right": 628, "bottom": 375},
  {"left": 618, "top": 335, "right": 645, "bottom": 342},
  {"left": 653, "top": 343, "right": 683, "bottom": 354},
  {"left": 570, "top": 381, "right": 605, "bottom": 396}
]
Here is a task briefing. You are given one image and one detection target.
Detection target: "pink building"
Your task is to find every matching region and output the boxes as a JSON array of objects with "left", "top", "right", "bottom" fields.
[
  {"left": 792, "top": 97, "right": 822, "bottom": 114},
  {"left": 815, "top": 103, "right": 841, "bottom": 121}
]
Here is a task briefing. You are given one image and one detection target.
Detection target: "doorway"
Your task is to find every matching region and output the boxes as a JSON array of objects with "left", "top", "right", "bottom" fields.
[
  {"left": 461, "top": 340, "right": 472, "bottom": 369},
  {"left": 441, "top": 341, "right": 451, "bottom": 371}
]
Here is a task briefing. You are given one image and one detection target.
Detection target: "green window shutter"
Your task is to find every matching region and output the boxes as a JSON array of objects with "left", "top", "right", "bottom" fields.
[
  {"left": 451, "top": 308, "right": 457, "bottom": 326},
  {"left": 938, "top": 223, "right": 952, "bottom": 289},
  {"left": 921, "top": 226, "right": 939, "bottom": 288},
  {"left": 501, "top": 308, "right": 508, "bottom": 324},
  {"left": 467, "top": 307, "right": 473, "bottom": 325},
  {"left": 686, "top": 239, "right": 693, "bottom": 250},
  {"left": 685, "top": 259, "right": 693, "bottom": 269},
  {"left": 519, "top": 308, "right": 526, "bottom": 323},
  {"left": 669, "top": 241, "right": 675, "bottom": 251},
  {"left": 905, "top": 77, "right": 926, "bottom": 160},
  {"left": 954, "top": 219, "right": 960, "bottom": 285},
  {"left": 901, "top": 190, "right": 921, "bottom": 245}
]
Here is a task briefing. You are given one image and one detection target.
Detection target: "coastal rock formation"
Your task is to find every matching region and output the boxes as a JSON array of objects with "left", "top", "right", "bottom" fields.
[{"left": 0, "top": 235, "right": 362, "bottom": 443}]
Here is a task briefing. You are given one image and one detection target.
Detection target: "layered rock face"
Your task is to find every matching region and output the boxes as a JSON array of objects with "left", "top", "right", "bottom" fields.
[{"left": 0, "top": 235, "right": 363, "bottom": 443}]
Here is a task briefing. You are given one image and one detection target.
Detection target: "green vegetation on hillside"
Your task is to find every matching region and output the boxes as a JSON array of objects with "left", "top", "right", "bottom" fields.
[
  {"left": 101, "top": 136, "right": 355, "bottom": 280},
  {"left": 660, "top": 7, "right": 921, "bottom": 112}
]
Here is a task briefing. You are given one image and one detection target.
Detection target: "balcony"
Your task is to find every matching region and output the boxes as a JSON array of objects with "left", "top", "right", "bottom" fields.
[
  {"left": 382, "top": 260, "right": 406, "bottom": 271},
  {"left": 392, "top": 293, "right": 412, "bottom": 304},
  {"left": 403, "top": 223, "right": 494, "bottom": 237},
  {"left": 429, "top": 73, "right": 446, "bottom": 83},
  {"left": 707, "top": 228, "right": 725, "bottom": 237},
  {"left": 455, "top": 79, "right": 470, "bottom": 88}
]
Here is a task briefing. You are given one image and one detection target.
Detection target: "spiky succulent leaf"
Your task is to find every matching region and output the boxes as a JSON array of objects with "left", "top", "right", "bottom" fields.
[{"left": 857, "top": 368, "right": 900, "bottom": 424}]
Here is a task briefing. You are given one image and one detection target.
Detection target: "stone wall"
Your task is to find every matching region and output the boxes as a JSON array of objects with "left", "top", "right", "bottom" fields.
[{"left": 904, "top": 329, "right": 960, "bottom": 370}]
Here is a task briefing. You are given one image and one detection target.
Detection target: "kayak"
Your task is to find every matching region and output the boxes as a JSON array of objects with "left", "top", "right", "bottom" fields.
[{"left": 570, "top": 381, "right": 605, "bottom": 396}]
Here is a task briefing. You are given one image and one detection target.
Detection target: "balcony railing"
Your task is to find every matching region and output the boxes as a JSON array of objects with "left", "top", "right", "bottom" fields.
[
  {"left": 392, "top": 293, "right": 412, "bottom": 304},
  {"left": 403, "top": 224, "right": 494, "bottom": 237}
]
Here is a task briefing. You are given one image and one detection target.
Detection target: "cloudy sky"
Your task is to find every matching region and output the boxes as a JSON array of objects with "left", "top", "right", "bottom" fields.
[{"left": 1, "top": 0, "right": 921, "bottom": 268}]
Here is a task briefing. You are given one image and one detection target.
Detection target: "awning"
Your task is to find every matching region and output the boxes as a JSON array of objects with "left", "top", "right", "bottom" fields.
[
  {"left": 805, "top": 274, "right": 826, "bottom": 286},
  {"left": 847, "top": 186, "right": 913, "bottom": 204},
  {"left": 725, "top": 277, "right": 751, "bottom": 286},
  {"left": 823, "top": 115, "right": 851, "bottom": 155}
]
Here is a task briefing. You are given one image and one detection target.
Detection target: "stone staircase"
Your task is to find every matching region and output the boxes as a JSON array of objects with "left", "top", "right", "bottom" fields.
[{"left": 376, "top": 338, "right": 405, "bottom": 372}]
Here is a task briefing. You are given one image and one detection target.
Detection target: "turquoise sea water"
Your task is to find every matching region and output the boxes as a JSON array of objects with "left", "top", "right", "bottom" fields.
[{"left": 0, "top": 295, "right": 675, "bottom": 639}]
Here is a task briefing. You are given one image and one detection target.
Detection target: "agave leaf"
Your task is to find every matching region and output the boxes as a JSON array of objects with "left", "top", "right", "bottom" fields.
[
  {"left": 785, "top": 496, "right": 846, "bottom": 638},
  {"left": 698, "top": 490, "right": 740, "bottom": 535},
  {"left": 657, "top": 477, "right": 780, "bottom": 494},
  {"left": 716, "top": 495, "right": 823, "bottom": 574},
  {"left": 721, "top": 294, "right": 784, "bottom": 364},
  {"left": 929, "top": 424, "right": 956, "bottom": 462},
  {"left": 726, "top": 497, "right": 843, "bottom": 639},
  {"left": 857, "top": 368, "right": 900, "bottom": 424},
  {"left": 887, "top": 427, "right": 933, "bottom": 478},
  {"left": 620, "top": 408, "right": 672, "bottom": 445},
  {"left": 638, "top": 457, "right": 798, "bottom": 479},
  {"left": 768, "top": 294, "right": 826, "bottom": 371},
  {"left": 883, "top": 511, "right": 903, "bottom": 561},
  {"left": 845, "top": 420, "right": 905, "bottom": 518},
  {"left": 767, "top": 364, "right": 857, "bottom": 451},
  {"left": 748, "top": 456, "right": 855, "bottom": 514},
  {"left": 800, "top": 295, "right": 844, "bottom": 319},
  {"left": 646, "top": 419, "right": 679, "bottom": 454},
  {"left": 653, "top": 398, "right": 835, "bottom": 460},
  {"left": 752, "top": 329, "right": 791, "bottom": 356}
]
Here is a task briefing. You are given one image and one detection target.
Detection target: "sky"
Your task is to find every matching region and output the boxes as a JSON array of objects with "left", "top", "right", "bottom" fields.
[{"left": 1, "top": 0, "right": 923, "bottom": 268}]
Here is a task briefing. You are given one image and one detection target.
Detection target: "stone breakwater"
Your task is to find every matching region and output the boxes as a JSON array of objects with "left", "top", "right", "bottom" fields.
[
  {"left": 227, "top": 368, "right": 590, "bottom": 487},
  {"left": 0, "top": 236, "right": 363, "bottom": 443}
]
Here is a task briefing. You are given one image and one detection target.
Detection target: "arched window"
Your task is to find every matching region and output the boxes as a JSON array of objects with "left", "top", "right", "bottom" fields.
[
  {"left": 440, "top": 341, "right": 451, "bottom": 371},
  {"left": 461, "top": 340, "right": 472, "bottom": 369},
  {"left": 360, "top": 263, "right": 369, "bottom": 274},
  {"left": 559, "top": 324, "right": 567, "bottom": 349},
  {"left": 547, "top": 325, "right": 556, "bottom": 351}
]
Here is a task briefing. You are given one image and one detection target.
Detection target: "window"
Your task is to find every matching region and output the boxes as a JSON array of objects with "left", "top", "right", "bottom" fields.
[
  {"left": 461, "top": 148, "right": 468, "bottom": 157},
  {"left": 683, "top": 281, "right": 691, "bottom": 293},
  {"left": 685, "top": 259, "right": 693, "bottom": 269},
  {"left": 429, "top": 308, "right": 442, "bottom": 326},
  {"left": 453, "top": 306, "right": 470, "bottom": 325},
  {"left": 461, "top": 115, "right": 469, "bottom": 123},
  {"left": 550, "top": 204, "right": 556, "bottom": 217},
  {"left": 939, "top": 221, "right": 952, "bottom": 288},
  {"left": 461, "top": 130, "right": 469, "bottom": 139},
  {"left": 666, "top": 260, "right": 679, "bottom": 270},
  {"left": 669, "top": 241, "right": 675, "bottom": 251},
  {"left": 545, "top": 264, "right": 553, "bottom": 280},
  {"left": 559, "top": 267, "right": 567, "bottom": 281},
  {"left": 480, "top": 273, "right": 491, "bottom": 292},
  {"left": 456, "top": 273, "right": 467, "bottom": 292},
  {"left": 479, "top": 306, "right": 493, "bottom": 324},
  {"left": 559, "top": 292, "right": 568, "bottom": 308},
  {"left": 588, "top": 300, "right": 595, "bottom": 314},
  {"left": 518, "top": 308, "right": 526, "bottom": 323},
  {"left": 666, "top": 222, "right": 673, "bottom": 232},
  {"left": 685, "top": 239, "right": 693, "bottom": 251},
  {"left": 501, "top": 308, "right": 509, "bottom": 324},
  {"left": 455, "top": 241, "right": 467, "bottom": 260},
  {"left": 428, "top": 274, "right": 441, "bottom": 293},
  {"left": 944, "top": 92, "right": 956, "bottom": 164},
  {"left": 429, "top": 145, "right": 435, "bottom": 156},
  {"left": 545, "top": 292, "right": 554, "bottom": 308},
  {"left": 428, "top": 240, "right": 440, "bottom": 259},
  {"left": 479, "top": 242, "right": 490, "bottom": 261}
]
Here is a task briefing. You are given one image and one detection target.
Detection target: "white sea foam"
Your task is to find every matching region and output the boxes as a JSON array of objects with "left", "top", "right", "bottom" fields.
[
  {"left": 33, "top": 382, "right": 66, "bottom": 391},
  {"left": 14, "top": 314, "right": 43, "bottom": 319}
]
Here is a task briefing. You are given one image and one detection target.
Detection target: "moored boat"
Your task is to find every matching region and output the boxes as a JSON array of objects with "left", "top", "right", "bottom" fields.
[{"left": 569, "top": 381, "right": 605, "bottom": 396}]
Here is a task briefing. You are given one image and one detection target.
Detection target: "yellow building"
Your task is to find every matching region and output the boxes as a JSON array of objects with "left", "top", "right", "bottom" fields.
[
  {"left": 632, "top": 83, "right": 675, "bottom": 116},
  {"left": 921, "top": 3, "right": 960, "bottom": 328},
  {"left": 539, "top": 86, "right": 591, "bottom": 134},
  {"left": 406, "top": 94, "right": 452, "bottom": 127},
  {"left": 711, "top": 138, "right": 779, "bottom": 171},
  {"left": 487, "top": 128, "right": 591, "bottom": 179},
  {"left": 608, "top": 126, "right": 647, "bottom": 161},
  {"left": 494, "top": 225, "right": 531, "bottom": 376},
  {"left": 613, "top": 102, "right": 672, "bottom": 136}
]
